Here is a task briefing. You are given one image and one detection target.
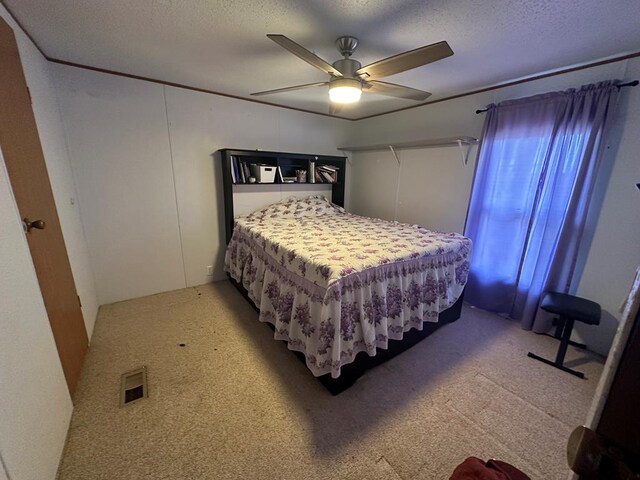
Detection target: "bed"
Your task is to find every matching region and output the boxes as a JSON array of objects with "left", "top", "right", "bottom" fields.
[{"left": 224, "top": 195, "right": 472, "bottom": 393}]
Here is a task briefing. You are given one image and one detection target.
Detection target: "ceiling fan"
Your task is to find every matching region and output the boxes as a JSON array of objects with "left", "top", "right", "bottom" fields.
[{"left": 251, "top": 34, "right": 454, "bottom": 114}]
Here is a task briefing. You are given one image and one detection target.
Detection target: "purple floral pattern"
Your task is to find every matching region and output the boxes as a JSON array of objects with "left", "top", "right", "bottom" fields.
[
  {"left": 340, "top": 302, "right": 360, "bottom": 341},
  {"left": 386, "top": 284, "right": 403, "bottom": 318},
  {"left": 224, "top": 196, "right": 471, "bottom": 378},
  {"left": 276, "top": 292, "right": 294, "bottom": 323},
  {"left": 294, "top": 302, "right": 315, "bottom": 337},
  {"left": 364, "top": 292, "right": 387, "bottom": 326}
]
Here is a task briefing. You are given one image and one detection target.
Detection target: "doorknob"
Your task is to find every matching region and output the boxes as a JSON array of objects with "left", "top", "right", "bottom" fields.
[
  {"left": 23, "top": 218, "right": 46, "bottom": 233},
  {"left": 567, "top": 426, "right": 639, "bottom": 479}
]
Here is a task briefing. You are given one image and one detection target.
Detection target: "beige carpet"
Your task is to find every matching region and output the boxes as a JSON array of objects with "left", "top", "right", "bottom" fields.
[{"left": 57, "top": 281, "right": 604, "bottom": 480}]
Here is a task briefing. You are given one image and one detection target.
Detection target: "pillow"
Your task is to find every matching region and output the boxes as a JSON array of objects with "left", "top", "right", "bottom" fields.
[{"left": 248, "top": 195, "right": 344, "bottom": 220}]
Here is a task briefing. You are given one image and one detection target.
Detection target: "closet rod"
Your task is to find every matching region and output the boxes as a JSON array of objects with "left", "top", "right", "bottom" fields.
[
  {"left": 338, "top": 136, "right": 479, "bottom": 153},
  {"left": 475, "top": 80, "right": 639, "bottom": 114}
]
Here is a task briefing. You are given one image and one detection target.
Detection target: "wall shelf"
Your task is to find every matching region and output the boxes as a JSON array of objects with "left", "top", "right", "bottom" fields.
[
  {"left": 338, "top": 136, "right": 479, "bottom": 165},
  {"left": 338, "top": 136, "right": 479, "bottom": 152}
]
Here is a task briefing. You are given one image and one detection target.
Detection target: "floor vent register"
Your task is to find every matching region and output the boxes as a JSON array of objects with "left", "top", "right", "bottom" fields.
[{"left": 120, "top": 367, "right": 148, "bottom": 407}]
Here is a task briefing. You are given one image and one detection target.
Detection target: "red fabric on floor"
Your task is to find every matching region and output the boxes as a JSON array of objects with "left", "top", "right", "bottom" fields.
[{"left": 450, "top": 457, "right": 530, "bottom": 480}]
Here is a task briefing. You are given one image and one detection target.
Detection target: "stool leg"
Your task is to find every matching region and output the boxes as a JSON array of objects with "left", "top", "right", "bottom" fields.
[
  {"left": 553, "top": 316, "right": 564, "bottom": 339},
  {"left": 555, "top": 317, "right": 574, "bottom": 365},
  {"left": 543, "top": 316, "right": 588, "bottom": 349},
  {"left": 527, "top": 315, "right": 585, "bottom": 379}
]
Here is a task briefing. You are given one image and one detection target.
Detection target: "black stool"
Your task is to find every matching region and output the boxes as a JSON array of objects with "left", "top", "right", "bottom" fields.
[{"left": 527, "top": 292, "right": 601, "bottom": 379}]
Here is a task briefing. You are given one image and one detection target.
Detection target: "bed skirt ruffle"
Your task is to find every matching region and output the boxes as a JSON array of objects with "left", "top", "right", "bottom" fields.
[{"left": 225, "top": 231, "right": 469, "bottom": 378}]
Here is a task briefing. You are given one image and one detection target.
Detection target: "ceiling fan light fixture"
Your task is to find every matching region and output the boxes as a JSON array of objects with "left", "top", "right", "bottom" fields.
[
  {"left": 256, "top": 34, "right": 451, "bottom": 110},
  {"left": 329, "top": 78, "right": 362, "bottom": 104}
]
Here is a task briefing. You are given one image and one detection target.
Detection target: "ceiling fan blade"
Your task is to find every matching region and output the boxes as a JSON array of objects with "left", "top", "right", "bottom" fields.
[
  {"left": 267, "top": 34, "right": 343, "bottom": 77},
  {"left": 251, "top": 82, "right": 328, "bottom": 96},
  {"left": 355, "top": 41, "right": 453, "bottom": 80},
  {"left": 329, "top": 103, "right": 343, "bottom": 115},
  {"left": 364, "top": 80, "right": 432, "bottom": 101}
]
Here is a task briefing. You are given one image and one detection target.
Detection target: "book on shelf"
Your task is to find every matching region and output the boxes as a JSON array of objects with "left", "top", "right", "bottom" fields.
[
  {"left": 230, "top": 156, "right": 236, "bottom": 183},
  {"left": 239, "top": 160, "right": 246, "bottom": 183},
  {"left": 320, "top": 170, "right": 334, "bottom": 183},
  {"left": 230, "top": 156, "right": 259, "bottom": 184},
  {"left": 242, "top": 162, "right": 250, "bottom": 183},
  {"left": 309, "top": 161, "right": 315, "bottom": 184},
  {"left": 314, "top": 164, "right": 339, "bottom": 183},
  {"left": 231, "top": 156, "right": 239, "bottom": 183}
]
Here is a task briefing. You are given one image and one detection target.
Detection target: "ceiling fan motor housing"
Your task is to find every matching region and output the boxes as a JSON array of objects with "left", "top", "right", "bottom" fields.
[
  {"left": 330, "top": 57, "right": 363, "bottom": 96},
  {"left": 332, "top": 58, "right": 362, "bottom": 79}
]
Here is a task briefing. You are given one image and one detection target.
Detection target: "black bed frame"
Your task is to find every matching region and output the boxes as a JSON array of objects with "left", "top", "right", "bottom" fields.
[{"left": 219, "top": 148, "right": 463, "bottom": 394}]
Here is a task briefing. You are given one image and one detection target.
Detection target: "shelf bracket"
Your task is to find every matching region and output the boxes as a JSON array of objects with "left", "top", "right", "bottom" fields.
[
  {"left": 389, "top": 145, "right": 400, "bottom": 165},
  {"left": 457, "top": 139, "right": 472, "bottom": 166},
  {"left": 390, "top": 145, "right": 402, "bottom": 221}
]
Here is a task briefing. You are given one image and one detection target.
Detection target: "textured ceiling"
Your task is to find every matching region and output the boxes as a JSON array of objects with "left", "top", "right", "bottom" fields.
[{"left": 5, "top": 0, "right": 640, "bottom": 119}]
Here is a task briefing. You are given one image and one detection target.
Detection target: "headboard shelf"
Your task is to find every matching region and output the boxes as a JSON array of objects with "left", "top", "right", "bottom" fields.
[{"left": 218, "top": 148, "right": 347, "bottom": 243}]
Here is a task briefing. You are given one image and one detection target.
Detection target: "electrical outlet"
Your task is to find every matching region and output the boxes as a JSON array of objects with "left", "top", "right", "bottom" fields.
[{"left": 206, "top": 265, "right": 213, "bottom": 276}]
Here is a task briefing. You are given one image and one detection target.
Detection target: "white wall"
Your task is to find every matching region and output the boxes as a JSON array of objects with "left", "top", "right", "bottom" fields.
[
  {"left": 573, "top": 59, "right": 640, "bottom": 354},
  {"left": 0, "top": 150, "right": 72, "bottom": 480},
  {"left": 350, "top": 145, "right": 478, "bottom": 234},
  {"left": 54, "top": 69, "right": 187, "bottom": 305},
  {"left": 54, "top": 66, "right": 350, "bottom": 303},
  {"left": 0, "top": 455, "right": 8, "bottom": 480},
  {"left": 347, "top": 59, "right": 639, "bottom": 355}
]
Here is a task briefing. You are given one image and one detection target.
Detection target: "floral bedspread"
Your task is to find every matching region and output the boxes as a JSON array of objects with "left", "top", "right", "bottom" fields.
[{"left": 224, "top": 196, "right": 472, "bottom": 378}]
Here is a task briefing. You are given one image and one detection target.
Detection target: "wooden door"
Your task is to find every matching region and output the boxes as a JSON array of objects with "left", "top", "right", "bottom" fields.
[
  {"left": 0, "top": 18, "right": 88, "bottom": 397},
  {"left": 596, "top": 309, "right": 640, "bottom": 456}
]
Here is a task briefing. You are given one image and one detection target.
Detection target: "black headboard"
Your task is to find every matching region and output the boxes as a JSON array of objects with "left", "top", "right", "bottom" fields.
[{"left": 218, "top": 148, "right": 347, "bottom": 244}]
